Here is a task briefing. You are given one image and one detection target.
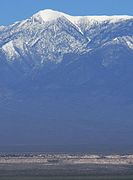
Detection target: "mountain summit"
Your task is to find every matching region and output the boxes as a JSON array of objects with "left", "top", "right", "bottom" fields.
[
  {"left": 32, "top": 9, "right": 68, "bottom": 22},
  {"left": 0, "top": 10, "right": 133, "bottom": 152}
]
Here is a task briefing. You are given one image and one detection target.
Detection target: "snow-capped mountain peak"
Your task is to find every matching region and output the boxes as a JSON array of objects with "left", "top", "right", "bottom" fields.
[{"left": 0, "top": 9, "right": 133, "bottom": 67}]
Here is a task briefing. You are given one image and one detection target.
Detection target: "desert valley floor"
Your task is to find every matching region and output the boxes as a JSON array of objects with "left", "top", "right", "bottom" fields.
[{"left": 0, "top": 153, "right": 133, "bottom": 180}]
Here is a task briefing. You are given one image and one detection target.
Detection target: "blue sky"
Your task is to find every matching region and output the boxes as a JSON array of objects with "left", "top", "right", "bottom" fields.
[{"left": 0, "top": 0, "right": 133, "bottom": 25}]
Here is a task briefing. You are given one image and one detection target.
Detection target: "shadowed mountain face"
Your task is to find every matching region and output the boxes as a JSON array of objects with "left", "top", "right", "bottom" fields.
[{"left": 0, "top": 10, "right": 133, "bottom": 152}]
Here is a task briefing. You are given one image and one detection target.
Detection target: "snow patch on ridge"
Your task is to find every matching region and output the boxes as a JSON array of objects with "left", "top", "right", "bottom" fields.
[
  {"left": 34, "top": 9, "right": 132, "bottom": 20},
  {"left": 32, "top": 9, "right": 133, "bottom": 25}
]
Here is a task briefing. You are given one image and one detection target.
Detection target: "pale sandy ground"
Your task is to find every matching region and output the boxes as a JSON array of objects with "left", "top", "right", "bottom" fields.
[{"left": 0, "top": 154, "right": 133, "bottom": 165}]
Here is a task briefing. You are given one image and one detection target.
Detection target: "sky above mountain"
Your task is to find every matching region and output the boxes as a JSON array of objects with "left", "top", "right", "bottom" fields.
[{"left": 0, "top": 0, "right": 133, "bottom": 25}]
